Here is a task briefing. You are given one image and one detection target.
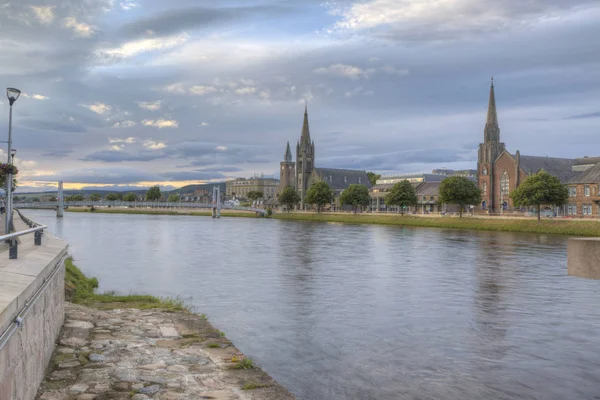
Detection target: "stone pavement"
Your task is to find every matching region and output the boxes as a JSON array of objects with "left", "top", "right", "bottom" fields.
[{"left": 36, "top": 304, "right": 295, "bottom": 400}]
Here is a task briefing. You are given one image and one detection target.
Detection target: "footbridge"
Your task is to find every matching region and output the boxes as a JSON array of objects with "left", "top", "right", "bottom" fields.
[{"left": 15, "top": 201, "right": 267, "bottom": 216}]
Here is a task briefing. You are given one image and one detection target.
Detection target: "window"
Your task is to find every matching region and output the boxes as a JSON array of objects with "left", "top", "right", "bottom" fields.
[
  {"left": 568, "top": 204, "right": 577, "bottom": 215},
  {"left": 330, "top": 175, "right": 332, "bottom": 182},
  {"left": 359, "top": 177, "right": 362, "bottom": 184},
  {"left": 482, "top": 182, "right": 487, "bottom": 195},
  {"left": 482, "top": 168, "right": 488, "bottom": 175},
  {"left": 500, "top": 171, "right": 510, "bottom": 196},
  {"left": 583, "top": 204, "right": 593, "bottom": 215},
  {"left": 430, "top": 196, "right": 434, "bottom": 201},
  {"left": 569, "top": 187, "right": 577, "bottom": 197},
  {"left": 585, "top": 186, "right": 590, "bottom": 196},
  {"left": 344, "top": 176, "right": 347, "bottom": 183}
]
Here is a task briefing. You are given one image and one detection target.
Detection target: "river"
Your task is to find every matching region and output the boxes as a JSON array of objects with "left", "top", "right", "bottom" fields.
[{"left": 23, "top": 210, "right": 600, "bottom": 399}]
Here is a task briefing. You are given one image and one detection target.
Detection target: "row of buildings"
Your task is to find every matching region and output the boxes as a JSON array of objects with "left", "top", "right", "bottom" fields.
[{"left": 217, "top": 79, "right": 600, "bottom": 217}]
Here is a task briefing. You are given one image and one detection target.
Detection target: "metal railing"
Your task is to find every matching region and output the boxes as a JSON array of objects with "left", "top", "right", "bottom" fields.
[{"left": 1, "top": 210, "right": 47, "bottom": 259}]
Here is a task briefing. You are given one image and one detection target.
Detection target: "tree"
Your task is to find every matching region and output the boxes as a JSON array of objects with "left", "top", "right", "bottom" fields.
[
  {"left": 438, "top": 176, "right": 481, "bottom": 218},
  {"left": 305, "top": 181, "right": 333, "bottom": 213},
  {"left": 279, "top": 186, "right": 300, "bottom": 212},
  {"left": 340, "top": 184, "right": 371, "bottom": 214},
  {"left": 367, "top": 172, "right": 382, "bottom": 186},
  {"left": 146, "top": 186, "right": 161, "bottom": 201},
  {"left": 105, "top": 193, "right": 118, "bottom": 201},
  {"left": 49, "top": 196, "right": 57, "bottom": 202},
  {"left": 89, "top": 193, "right": 101, "bottom": 201},
  {"left": 510, "top": 172, "right": 568, "bottom": 221},
  {"left": 247, "top": 191, "right": 264, "bottom": 202},
  {"left": 123, "top": 193, "right": 137, "bottom": 202},
  {"left": 66, "top": 194, "right": 84, "bottom": 201},
  {"left": 385, "top": 180, "right": 418, "bottom": 215},
  {"left": 167, "top": 194, "right": 180, "bottom": 202}
]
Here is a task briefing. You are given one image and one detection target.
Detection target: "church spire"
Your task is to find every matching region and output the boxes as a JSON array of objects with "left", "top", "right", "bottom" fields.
[
  {"left": 484, "top": 77, "right": 500, "bottom": 143},
  {"left": 284, "top": 141, "right": 292, "bottom": 162},
  {"left": 300, "top": 102, "right": 311, "bottom": 146}
]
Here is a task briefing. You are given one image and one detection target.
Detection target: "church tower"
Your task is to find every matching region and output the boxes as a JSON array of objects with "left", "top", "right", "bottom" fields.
[
  {"left": 296, "top": 104, "right": 315, "bottom": 207},
  {"left": 278, "top": 141, "right": 296, "bottom": 196},
  {"left": 478, "top": 78, "right": 506, "bottom": 213}
]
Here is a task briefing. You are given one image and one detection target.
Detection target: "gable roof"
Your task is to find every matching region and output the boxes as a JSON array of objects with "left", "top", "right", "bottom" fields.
[
  {"left": 415, "top": 182, "right": 440, "bottom": 196},
  {"left": 518, "top": 155, "right": 579, "bottom": 183},
  {"left": 569, "top": 162, "right": 600, "bottom": 184},
  {"left": 314, "top": 168, "right": 372, "bottom": 190}
]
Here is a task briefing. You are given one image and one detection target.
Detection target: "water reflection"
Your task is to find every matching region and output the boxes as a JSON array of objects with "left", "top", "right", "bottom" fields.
[{"left": 23, "top": 210, "right": 600, "bottom": 400}]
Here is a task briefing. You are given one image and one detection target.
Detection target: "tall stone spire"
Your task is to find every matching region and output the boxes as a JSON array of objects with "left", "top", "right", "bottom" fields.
[
  {"left": 300, "top": 102, "right": 311, "bottom": 146},
  {"left": 484, "top": 77, "right": 500, "bottom": 143},
  {"left": 284, "top": 141, "right": 292, "bottom": 162}
]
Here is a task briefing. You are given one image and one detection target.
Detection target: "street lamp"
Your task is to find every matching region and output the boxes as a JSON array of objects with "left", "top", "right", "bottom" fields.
[{"left": 5, "top": 87, "right": 20, "bottom": 234}]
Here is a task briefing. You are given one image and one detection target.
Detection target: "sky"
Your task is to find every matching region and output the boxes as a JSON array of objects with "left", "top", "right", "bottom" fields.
[{"left": 0, "top": 0, "right": 599, "bottom": 192}]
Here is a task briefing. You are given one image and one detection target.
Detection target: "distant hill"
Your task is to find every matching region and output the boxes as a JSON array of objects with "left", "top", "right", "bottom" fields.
[{"left": 167, "top": 182, "right": 226, "bottom": 195}]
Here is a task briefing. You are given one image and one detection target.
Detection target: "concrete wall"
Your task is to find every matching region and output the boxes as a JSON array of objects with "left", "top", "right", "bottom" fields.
[
  {"left": 568, "top": 238, "right": 600, "bottom": 280},
  {"left": 0, "top": 222, "right": 68, "bottom": 400}
]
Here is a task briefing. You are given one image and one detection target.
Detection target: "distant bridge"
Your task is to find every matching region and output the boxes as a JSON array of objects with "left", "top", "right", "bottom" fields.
[{"left": 15, "top": 201, "right": 267, "bottom": 215}]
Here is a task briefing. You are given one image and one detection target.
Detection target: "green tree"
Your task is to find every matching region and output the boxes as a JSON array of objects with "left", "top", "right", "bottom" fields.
[
  {"left": 438, "top": 176, "right": 481, "bottom": 218},
  {"left": 278, "top": 186, "right": 300, "bottom": 212},
  {"left": 510, "top": 171, "right": 568, "bottom": 221},
  {"left": 305, "top": 181, "right": 333, "bottom": 213},
  {"left": 89, "top": 193, "right": 101, "bottom": 201},
  {"left": 32, "top": 197, "right": 40, "bottom": 202},
  {"left": 105, "top": 193, "right": 118, "bottom": 201},
  {"left": 167, "top": 194, "right": 180, "bottom": 202},
  {"left": 367, "top": 172, "right": 382, "bottom": 186},
  {"left": 123, "top": 193, "right": 137, "bottom": 202},
  {"left": 146, "top": 186, "right": 161, "bottom": 201},
  {"left": 247, "top": 191, "right": 264, "bottom": 202},
  {"left": 385, "top": 180, "right": 418, "bottom": 215},
  {"left": 49, "top": 196, "right": 57, "bottom": 202},
  {"left": 340, "top": 184, "right": 371, "bottom": 214},
  {"left": 66, "top": 194, "right": 84, "bottom": 201}
]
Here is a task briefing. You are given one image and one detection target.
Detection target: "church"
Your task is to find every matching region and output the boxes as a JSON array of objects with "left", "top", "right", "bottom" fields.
[
  {"left": 276, "top": 105, "right": 372, "bottom": 208},
  {"left": 477, "top": 79, "right": 594, "bottom": 213}
]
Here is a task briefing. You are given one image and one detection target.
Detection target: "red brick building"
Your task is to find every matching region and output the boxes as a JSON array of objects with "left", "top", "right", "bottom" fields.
[{"left": 477, "top": 79, "right": 583, "bottom": 213}]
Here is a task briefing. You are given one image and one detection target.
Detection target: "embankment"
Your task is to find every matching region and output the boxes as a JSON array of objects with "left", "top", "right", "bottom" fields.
[
  {"left": 66, "top": 207, "right": 259, "bottom": 218},
  {"left": 273, "top": 212, "right": 600, "bottom": 236}
]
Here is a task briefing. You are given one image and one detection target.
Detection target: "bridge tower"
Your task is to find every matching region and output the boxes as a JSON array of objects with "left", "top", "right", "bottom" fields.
[
  {"left": 57, "top": 181, "right": 64, "bottom": 218},
  {"left": 212, "top": 186, "right": 221, "bottom": 218}
]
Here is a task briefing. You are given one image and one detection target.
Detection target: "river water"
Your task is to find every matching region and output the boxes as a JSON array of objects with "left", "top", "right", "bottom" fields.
[{"left": 24, "top": 210, "right": 600, "bottom": 399}]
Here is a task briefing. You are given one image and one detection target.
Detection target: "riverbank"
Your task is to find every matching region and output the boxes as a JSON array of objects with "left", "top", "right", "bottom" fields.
[
  {"left": 273, "top": 212, "right": 600, "bottom": 236},
  {"left": 37, "top": 259, "right": 295, "bottom": 400},
  {"left": 66, "top": 207, "right": 260, "bottom": 218}
]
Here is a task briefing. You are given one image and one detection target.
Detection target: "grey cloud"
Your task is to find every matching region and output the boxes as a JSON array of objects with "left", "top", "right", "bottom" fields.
[
  {"left": 160, "top": 170, "right": 227, "bottom": 181},
  {"left": 566, "top": 111, "right": 600, "bottom": 120},
  {"left": 18, "top": 118, "right": 88, "bottom": 133},
  {"left": 41, "top": 149, "right": 76, "bottom": 158},
  {"left": 25, "top": 167, "right": 160, "bottom": 184},
  {"left": 81, "top": 150, "right": 166, "bottom": 162}
]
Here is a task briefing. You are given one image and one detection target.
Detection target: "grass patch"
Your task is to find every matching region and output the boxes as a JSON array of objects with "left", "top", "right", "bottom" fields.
[
  {"left": 66, "top": 207, "right": 259, "bottom": 218},
  {"left": 206, "top": 343, "right": 221, "bottom": 348},
  {"left": 242, "top": 382, "right": 269, "bottom": 390},
  {"left": 274, "top": 213, "right": 600, "bottom": 237},
  {"left": 65, "top": 258, "right": 188, "bottom": 311},
  {"left": 234, "top": 358, "right": 254, "bottom": 369}
]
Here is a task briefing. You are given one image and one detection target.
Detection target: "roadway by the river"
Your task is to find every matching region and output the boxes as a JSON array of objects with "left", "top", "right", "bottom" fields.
[{"left": 23, "top": 209, "right": 600, "bottom": 400}]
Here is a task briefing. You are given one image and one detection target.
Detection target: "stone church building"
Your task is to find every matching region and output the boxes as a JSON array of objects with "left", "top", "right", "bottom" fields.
[
  {"left": 477, "top": 79, "right": 589, "bottom": 213},
  {"left": 274, "top": 105, "right": 371, "bottom": 208}
]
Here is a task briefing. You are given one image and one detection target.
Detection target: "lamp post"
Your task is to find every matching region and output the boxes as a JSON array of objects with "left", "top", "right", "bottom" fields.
[{"left": 5, "top": 87, "right": 20, "bottom": 234}]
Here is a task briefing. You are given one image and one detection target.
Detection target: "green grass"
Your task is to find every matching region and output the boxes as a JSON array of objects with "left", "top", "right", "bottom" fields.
[
  {"left": 66, "top": 207, "right": 259, "bottom": 218},
  {"left": 242, "top": 382, "right": 269, "bottom": 390},
  {"left": 234, "top": 358, "right": 254, "bottom": 369},
  {"left": 206, "top": 343, "right": 221, "bottom": 348},
  {"left": 273, "top": 212, "right": 600, "bottom": 236},
  {"left": 65, "top": 258, "right": 188, "bottom": 311}
]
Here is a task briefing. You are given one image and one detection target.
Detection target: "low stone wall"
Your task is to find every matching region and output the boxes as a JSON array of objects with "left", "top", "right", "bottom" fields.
[
  {"left": 0, "top": 220, "right": 68, "bottom": 400},
  {"left": 568, "top": 238, "right": 600, "bottom": 280}
]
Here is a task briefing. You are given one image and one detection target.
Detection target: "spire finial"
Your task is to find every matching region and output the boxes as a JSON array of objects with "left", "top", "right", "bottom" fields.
[
  {"left": 491, "top": 76, "right": 494, "bottom": 87},
  {"left": 304, "top": 100, "right": 308, "bottom": 114}
]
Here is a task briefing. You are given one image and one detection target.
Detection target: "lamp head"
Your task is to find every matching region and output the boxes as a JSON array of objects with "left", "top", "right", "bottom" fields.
[
  {"left": 6, "top": 88, "right": 21, "bottom": 106},
  {"left": 11, "top": 149, "right": 16, "bottom": 157}
]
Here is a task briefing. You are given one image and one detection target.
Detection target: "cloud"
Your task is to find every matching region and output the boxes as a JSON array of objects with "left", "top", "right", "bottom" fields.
[
  {"left": 215, "top": 146, "right": 227, "bottom": 151},
  {"left": 81, "top": 102, "right": 112, "bottom": 115},
  {"left": 314, "top": 64, "right": 374, "bottom": 80},
  {"left": 26, "top": 166, "right": 160, "bottom": 184},
  {"left": 22, "top": 93, "right": 49, "bottom": 100},
  {"left": 109, "top": 137, "right": 137, "bottom": 144},
  {"left": 81, "top": 150, "right": 164, "bottom": 163},
  {"left": 143, "top": 140, "right": 167, "bottom": 150},
  {"left": 137, "top": 100, "right": 162, "bottom": 111},
  {"left": 62, "top": 17, "right": 94, "bottom": 37},
  {"left": 112, "top": 120, "right": 137, "bottom": 128},
  {"left": 380, "top": 65, "right": 410, "bottom": 76},
  {"left": 142, "top": 119, "right": 179, "bottom": 128},
  {"left": 163, "top": 83, "right": 186, "bottom": 94},
  {"left": 97, "top": 33, "right": 189, "bottom": 60},
  {"left": 235, "top": 87, "right": 257, "bottom": 95},
  {"left": 29, "top": 6, "right": 55, "bottom": 25},
  {"left": 120, "top": 1, "right": 139, "bottom": 11},
  {"left": 199, "top": 122, "right": 210, "bottom": 127},
  {"left": 566, "top": 111, "right": 600, "bottom": 120},
  {"left": 189, "top": 85, "right": 218, "bottom": 96}
]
